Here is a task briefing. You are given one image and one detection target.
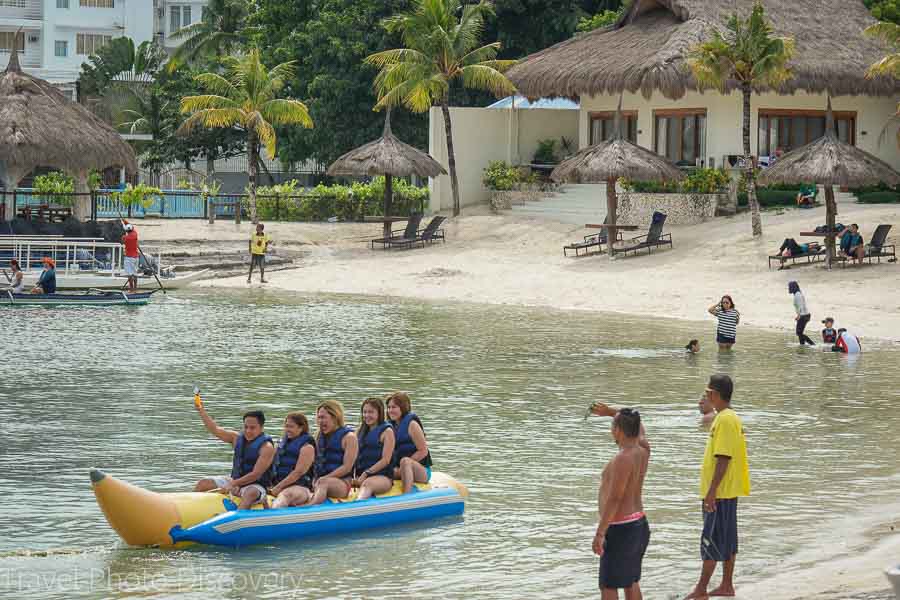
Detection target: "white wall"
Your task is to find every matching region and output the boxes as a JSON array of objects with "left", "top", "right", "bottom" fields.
[
  {"left": 580, "top": 90, "right": 900, "bottom": 171},
  {"left": 428, "top": 106, "right": 579, "bottom": 212}
]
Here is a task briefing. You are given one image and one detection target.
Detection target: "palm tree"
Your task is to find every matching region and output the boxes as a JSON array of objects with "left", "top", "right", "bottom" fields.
[
  {"left": 179, "top": 48, "right": 313, "bottom": 223},
  {"left": 366, "top": 0, "right": 517, "bottom": 217},
  {"left": 687, "top": 2, "right": 794, "bottom": 237},
  {"left": 167, "top": 0, "right": 249, "bottom": 72},
  {"left": 865, "top": 21, "right": 900, "bottom": 145}
]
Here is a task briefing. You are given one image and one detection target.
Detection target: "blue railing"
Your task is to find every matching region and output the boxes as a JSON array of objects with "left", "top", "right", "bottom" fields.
[{"left": 12, "top": 188, "right": 239, "bottom": 219}]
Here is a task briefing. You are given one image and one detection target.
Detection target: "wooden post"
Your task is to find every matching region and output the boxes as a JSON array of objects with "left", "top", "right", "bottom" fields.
[
  {"left": 208, "top": 197, "right": 215, "bottom": 224},
  {"left": 606, "top": 176, "right": 617, "bottom": 260},
  {"left": 384, "top": 174, "right": 394, "bottom": 240},
  {"left": 235, "top": 196, "right": 241, "bottom": 225},
  {"left": 825, "top": 185, "right": 836, "bottom": 269}
]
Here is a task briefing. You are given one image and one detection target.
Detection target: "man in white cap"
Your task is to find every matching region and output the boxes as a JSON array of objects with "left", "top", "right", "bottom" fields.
[{"left": 121, "top": 222, "right": 139, "bottom": 293}]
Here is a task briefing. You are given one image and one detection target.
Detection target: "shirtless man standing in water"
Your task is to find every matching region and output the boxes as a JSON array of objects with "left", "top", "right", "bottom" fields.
[{"left": 590, "top": 404, "right": 651, "bottom": 600}]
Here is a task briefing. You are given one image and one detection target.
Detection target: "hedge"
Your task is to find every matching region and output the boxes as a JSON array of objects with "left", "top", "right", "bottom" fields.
[
  {"left": 738, "top": 189, "right": 800, "bottom": 207},
  {"left": 857, "top": 191, "right": 900, "bottom": 204}
]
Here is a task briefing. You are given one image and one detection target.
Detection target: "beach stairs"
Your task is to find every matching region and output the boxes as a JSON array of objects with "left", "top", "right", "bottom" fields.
[{"left": 510, "top": 184, "right": 609, "bottom": 225}]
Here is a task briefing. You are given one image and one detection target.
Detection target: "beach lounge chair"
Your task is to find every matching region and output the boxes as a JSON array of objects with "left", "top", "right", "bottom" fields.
[
  {"left": 611, "top": 211, "right": 672, "bottom": 258},
  {"left": 386, "top": 215, "right": 447, "bottom": 250},
  {"left": 767, "top": 245, "right": 826, "bottom": 269},
  {"left": 563, "top": 216, "right": 623, "bottom": 257},
  {"left": 863, "top": 224, "right": 896, "bottom": 263},
  {"left": 371, "top": 213, "right": 423, "bottom": 249}
]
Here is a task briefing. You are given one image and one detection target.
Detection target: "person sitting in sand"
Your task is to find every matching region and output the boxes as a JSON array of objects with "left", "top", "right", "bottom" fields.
[
  {"left": 2, "top": 259, "right": 25, "bottom": 294},
  {"left": 386, "top": 391, "right": 433, "bottom": 493},
  {"left": 698, "top": 394, "right": 716, "bottom": 426},
  {"left": 821, "top": 318, "right": 837, "bottom": 344},
  {"left": 588, "top": 403, "right": 651, "bottom": 600},
  {"left": 193, "top": 406, "right": 276, "bottom": 510},
  {"left": 839, "top": 224, "right": 865, "bottom": 265},
  {"left": 270, "top": 412, "right": 317, "bottom": 508},
  {"left": 685, "top": 340, "right": 701, "bottom": 354},
  {"left": 353, "top": 397, "right": 396, "bottom": 501},
  {"left": 306, "top": 400, "right": 358, "bottom": 506},
  {"left": 31, "top": 257, "right": 57, "bottom": 294}
]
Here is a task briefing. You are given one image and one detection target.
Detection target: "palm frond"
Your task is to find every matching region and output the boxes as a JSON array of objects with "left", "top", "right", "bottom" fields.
[
  {"left": 180, "top": 94, "right": 240, "bottom": 114},
  {"left": 179, "top": 108, "right": 244, "bottom": 135},
  {"left": 459, "top": 64, "right": 517, "bottom": 97},
  {"left": 260, "top": 98, "right": 313, "bottom": 128}
]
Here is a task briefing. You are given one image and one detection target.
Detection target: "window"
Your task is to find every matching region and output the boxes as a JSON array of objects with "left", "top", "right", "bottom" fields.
[
  {"left": 758, "top": 110, "right": 856, "bottom": 157},
  {"left": 654, "top": 109, "right": 707, "bottom": 165},
  {"left": 183, "top": 5, "right": 191, "bottom": 25},
  {"left": 57, "top": 0, "right": 69, "bottom": 8},
  {"left": 76, "top": 33, "right": 112, "bottom": 55},
  {"left": 80, "top": 0, "right": 114, "bottom": 7},
  {"left": 0, "top": 31, "right": 25, "bottom": 52},
  {"left": 590, "top": 111, "right": 638, "bottom": 145},
  {"left": 170, "top": 5, "right": 181, "bottom": 32},
  {"left": 55, "top": 40, "right": 68, "bottom": 57},
  {"left": 0, "top": 0, "right": 27, "bottom": 8}
]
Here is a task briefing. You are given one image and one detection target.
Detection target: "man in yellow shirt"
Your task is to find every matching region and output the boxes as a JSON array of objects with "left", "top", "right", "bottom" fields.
[
  {"left": 685, "top": 374, "right": 750, "bottom": 600},
  {"left": 248, "top": 223, "right": 272, "bottom": 284}
]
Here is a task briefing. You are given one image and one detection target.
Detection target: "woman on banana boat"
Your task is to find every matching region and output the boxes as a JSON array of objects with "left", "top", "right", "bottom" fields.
[{"left": 192, "top": 393, "right": 433, "bottom": 509}]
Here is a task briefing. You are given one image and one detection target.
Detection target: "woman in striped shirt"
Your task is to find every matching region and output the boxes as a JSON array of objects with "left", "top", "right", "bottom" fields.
[{"left": 708, "top": 295, "right": 740, "bottom": 350}]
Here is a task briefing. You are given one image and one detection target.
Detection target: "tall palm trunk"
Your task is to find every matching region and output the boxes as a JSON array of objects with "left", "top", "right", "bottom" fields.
[
  {"left": 440, "top": 100, "right": 461, "bottom": 217},
  {"left": 742, "top": 84, "right": 762, "bottom": 237},
  {"left": 248, "top": 131, "right": 259, "bottom": 224}
]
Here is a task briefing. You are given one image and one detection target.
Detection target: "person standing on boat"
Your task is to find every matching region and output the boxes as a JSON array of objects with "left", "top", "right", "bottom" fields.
[
  {"left": 386, "top": 391, "right": 433, "bottom": 493},
  {"left": 270, "top": 412, "right": 317, "bottom": 508},
  {"left": 684, "top": 374, "right": 751, "bottom": 600},
  {"left": 353, "top": 397, "right": 396, "bottom": 501},
  {"left": 248, "top": 223, "right": 271, "bottom": 284},
  {"left": 588, "top": 403, "right": 651, "bottom": 600},
  {"left": 121, "top": 223, "right": 140, "bottom": 293},
  {"left": 2, "top": 259, "right": 25, "bottom": 294},
  {"left": 30, "top": 257, "right": 57, "bottom": 294},
  {"left": 306, "top": 400, "right": 358, "bottom": 505},
  {"left": 193, "top": 405, "right": 276, "bottom": 510}
]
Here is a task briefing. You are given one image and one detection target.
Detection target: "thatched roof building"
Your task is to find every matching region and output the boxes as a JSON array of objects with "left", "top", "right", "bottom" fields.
[
  {"left": 508, "top": 0, "right": 899, "bottom": 100},
  {"left": 0, "top": 47, "right": 137, "bottom": 220}
]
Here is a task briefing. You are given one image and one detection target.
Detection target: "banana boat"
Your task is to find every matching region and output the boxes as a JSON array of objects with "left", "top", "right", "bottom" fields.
[{"left": 90, "top": 469, "right": 467, "bottom": 548}]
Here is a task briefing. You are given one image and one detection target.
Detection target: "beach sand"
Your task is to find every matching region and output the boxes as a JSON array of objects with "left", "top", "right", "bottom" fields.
[{"left": 141, "top": 203, "right": 900, "bottom": 598}]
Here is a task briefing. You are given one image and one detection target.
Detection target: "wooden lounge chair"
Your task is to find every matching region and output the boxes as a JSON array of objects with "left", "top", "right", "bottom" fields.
[
  {"left": 386, "top": 215, "right": 447, "bottom": 250},
  {"left": 863, "top": 224, "right": 896, "bottom": 263},
  {"left": 371, "top": 213, "right": 423, "bottom": 249},
  {"left": 611, "top": 211, "right": 672, "bottom": 258},
  {"left": 767, "top": 245, "right": 826, "bottom": 269},
  {"left": 563, "top": 216, "right": 623, "bottom": 257}
]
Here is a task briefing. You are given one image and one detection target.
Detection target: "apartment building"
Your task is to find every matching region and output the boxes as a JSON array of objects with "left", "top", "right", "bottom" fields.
[{"left": 0, "top": 0, "right": 206, "bottom": 98}]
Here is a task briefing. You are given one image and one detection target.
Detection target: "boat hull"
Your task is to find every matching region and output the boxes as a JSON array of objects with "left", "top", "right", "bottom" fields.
[
  {"left": 20, "top": 269, "right": 209, "bottom": 290},
  {"left": 1, "top": 291, "right": 155, "bottom": 306},
  {"left": 90, "top": 469, "right": 467, "bottom": 548}
]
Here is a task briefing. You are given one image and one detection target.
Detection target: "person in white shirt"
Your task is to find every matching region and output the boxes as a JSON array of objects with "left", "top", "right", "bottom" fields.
[{"left": 788, "top": 281, "right": 815, "bottom": 346}]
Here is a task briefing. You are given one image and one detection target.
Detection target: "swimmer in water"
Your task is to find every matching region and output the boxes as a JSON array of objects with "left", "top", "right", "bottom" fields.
[{"left": 685, "top": 339, "right": 700, "bottom": 354}]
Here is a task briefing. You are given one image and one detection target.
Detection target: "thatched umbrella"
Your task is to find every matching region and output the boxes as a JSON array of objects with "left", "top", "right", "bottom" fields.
[
  {"left": 551, "top": 98, "right": 684, "bottom": 259},
  {"left": 0, "top": 44, "right": 137, "bottom": 221},
  {"left": 758, "top": 98, "right": 900, "bottom": 268},
  {"left": 327, "top": 111, "right": 446, "bottom": 239}
]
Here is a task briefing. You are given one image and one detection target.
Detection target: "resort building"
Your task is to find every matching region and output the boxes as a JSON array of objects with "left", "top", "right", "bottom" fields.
[
  {"left": 428, "top": 0, "right": 900, "bottom": 214},
  {"left": 0, "top": 0, "right": 207, "bottom": 98}
]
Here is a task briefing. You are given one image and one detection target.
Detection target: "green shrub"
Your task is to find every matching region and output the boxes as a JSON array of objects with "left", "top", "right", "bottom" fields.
[
  {"left": 858, "top": 191, "right": 900, "bottom": 204},
  {"left": 621, "top": 168, "right": 729, "bottom": 194},
  {"left": 533, "top": 139, "right": 558, "bottom": 165},
  {"left": 33, "top": 171, "right": 75, "bottom": 205},
  {"left": 737, "top": 189, "right": 798, "bottom": 207},
  {"left": 576, "top": 9, "right": 622, "bottom": 32},
  {"left": 482, "top": 161, "right": 522, "bottom": 191}
]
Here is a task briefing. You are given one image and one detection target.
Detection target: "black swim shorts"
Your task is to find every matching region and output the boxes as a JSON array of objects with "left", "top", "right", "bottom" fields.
[
  {"left": 716, "top": 334, "right": 736, "bottom": 344},
  {"left": 701, "top": 498, "right": 739, "bottom": 561},
  {"left": 599, "top": 516, "right": 651, "bottom": 589}
]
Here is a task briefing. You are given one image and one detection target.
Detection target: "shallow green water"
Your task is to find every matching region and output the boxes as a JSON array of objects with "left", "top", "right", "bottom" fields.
[{"left": 2, "top": 290, "right": 899, "bottom": 599}]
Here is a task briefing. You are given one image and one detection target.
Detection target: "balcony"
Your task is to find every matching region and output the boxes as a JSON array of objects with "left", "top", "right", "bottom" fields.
[{"left": 0, "top": 0, "right": 42, "bottom": 21}]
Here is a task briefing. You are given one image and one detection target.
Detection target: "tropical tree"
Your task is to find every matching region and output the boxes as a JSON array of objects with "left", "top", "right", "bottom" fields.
[
  {"left": 366, "top": 0, "right": 517, "bottom": 217},
  {"left": 167, "top": 0, "right": 250, "bottom": 72},
  {"left": 866, "top": 20, "right": 900, "bottom": 79},
  {"left": 687, "top": 2, "right": 794, "bottom": 237},
  {"left": 179, "top": 48, "right": 314, "bottom": 223},
  {"left": 79, "top": 38, "right": 166, "bottom": 104}
]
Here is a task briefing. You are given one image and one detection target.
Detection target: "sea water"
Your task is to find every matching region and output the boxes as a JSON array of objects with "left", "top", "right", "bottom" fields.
[{"left": 1, "top": 290, "right": 899, "bottom": 599}]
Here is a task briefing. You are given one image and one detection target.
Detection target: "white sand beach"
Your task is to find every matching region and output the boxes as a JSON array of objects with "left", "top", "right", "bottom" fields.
[{"left": 143, "top": 202, "right": 900, "bottom": 344}]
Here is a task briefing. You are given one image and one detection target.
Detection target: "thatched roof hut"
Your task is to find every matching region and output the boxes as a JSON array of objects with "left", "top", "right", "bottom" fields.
[
  {"left": 0, "top": 46, "right": 137, "bottom": 220},
  {"left": 508, "top": 0, "right": 900, "bottom": 100}
]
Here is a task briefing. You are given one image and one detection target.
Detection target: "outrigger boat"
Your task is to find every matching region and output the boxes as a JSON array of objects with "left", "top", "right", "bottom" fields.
[
  {"left": 91, "top": 469, "right": 467, "bottom": 548},
  {"left": 2, "top": 289, "right": 157, "bottom": 306}
]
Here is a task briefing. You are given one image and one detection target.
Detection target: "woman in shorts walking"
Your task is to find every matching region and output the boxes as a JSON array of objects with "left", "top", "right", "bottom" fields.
[{"left": 708, "top": 295, "right": 740, "bottom": 351}]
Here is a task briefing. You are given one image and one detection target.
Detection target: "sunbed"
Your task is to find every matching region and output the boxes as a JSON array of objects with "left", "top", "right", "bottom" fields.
[
  {"left": 385, "top": 215, "right": 446, "bottom": 250},
  {"left": 563, "top": 216, "right": 622, "bottom": 257},
  {"left": 863, "top": 224, "right": 896, "bottom": 263},
  {"left": 767, "top": 246, "right": 826, "bottom": 269},
  {"left": 610, "top": 212, "right": 672, "bottom": 258},
  {"left": 371, "top": 213, "right": 423, "bottom": 249}
]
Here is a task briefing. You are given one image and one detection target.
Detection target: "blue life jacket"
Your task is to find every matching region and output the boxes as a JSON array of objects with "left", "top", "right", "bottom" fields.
[
  {"left": 392, "top": 412, "right": 433, "bottom": 467},
  {"left": 274, "top": 433, "right": 315, "bottom": 489},
  {"left": 315, "top": 426, "right": 352, "bottom": 478},
  {"left": 355, "top": 422, "right": 394, "bottom": 478},
  {"left": 231, "top": 433, "right": 274, "bottom": 487}
]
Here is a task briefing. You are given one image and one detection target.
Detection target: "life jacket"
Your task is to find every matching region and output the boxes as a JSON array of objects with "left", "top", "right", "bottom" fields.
[
  {"left": 274, "top": 433, "right": 315, "bottom": 488},
  {"left": 822, "top": 328, "right": 837, "bottom": 344},
  {"left": 355, "top": 422, "right": 394, "bottom": 478},
  {"left": 231, "top": 433, "right": 275, "bottom": 487},
  {"left": 392, "top": 412, "right": 433, "bottom": 468},
  {"left": 315, "top": 426, "right": 352, "bottom": 478}
]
